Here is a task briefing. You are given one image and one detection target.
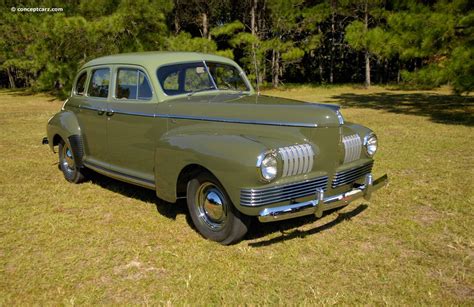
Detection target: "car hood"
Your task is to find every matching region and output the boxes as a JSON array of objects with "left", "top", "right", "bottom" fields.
[{"left": 164, "top": 93, "right": 341, "bottom": 128}]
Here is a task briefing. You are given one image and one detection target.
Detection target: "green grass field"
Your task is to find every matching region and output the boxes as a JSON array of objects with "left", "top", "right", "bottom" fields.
[{"left": 1, "top": 86, "right": 473, "bottom": 304}]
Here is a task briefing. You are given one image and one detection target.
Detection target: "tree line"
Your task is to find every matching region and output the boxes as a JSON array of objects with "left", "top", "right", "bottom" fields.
[{"left": 0, "top": 0, "right": 472, "bottom": 97}]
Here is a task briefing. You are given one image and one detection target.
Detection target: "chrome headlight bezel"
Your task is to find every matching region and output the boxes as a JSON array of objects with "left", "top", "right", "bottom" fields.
[
  {"left": 363, "top": 132, "right": 378, "bottom": 157},
  {"left": 336, "top": 110, "right": 345, "bottom": 125},
  {"left": 256, "top": 150, "right": 278, "bottom": 182}
]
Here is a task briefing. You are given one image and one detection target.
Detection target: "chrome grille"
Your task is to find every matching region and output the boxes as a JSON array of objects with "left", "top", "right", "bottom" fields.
[
  {"left": 279, "top": 144, "right": 314, "bottom": 177},
  {"left": 343, "top": 134, "right": 362, "bottom": 164},
  {"left": 332, "top": 161, "right": 373, "bottom": 188},
  {"left": 241, "top": 176, "right": 328, "bottom": 207}
]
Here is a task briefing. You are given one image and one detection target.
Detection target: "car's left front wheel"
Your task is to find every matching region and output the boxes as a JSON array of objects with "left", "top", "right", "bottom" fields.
[{"left": 186, "top": 172, "right": 250, "bottom": 245}]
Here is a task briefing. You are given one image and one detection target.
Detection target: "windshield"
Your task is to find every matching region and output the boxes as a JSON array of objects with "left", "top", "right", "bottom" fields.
[{"left": 157, "top": 61, "right": 249, "bottom": 96}]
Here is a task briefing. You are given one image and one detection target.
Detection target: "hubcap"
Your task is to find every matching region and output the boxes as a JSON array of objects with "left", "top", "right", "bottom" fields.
[
  {"left": 61, "top": 144, "right": 75, "bottom": 174},
  {"left": 195, "top": 182, "right": 228, "bottom": 231}
]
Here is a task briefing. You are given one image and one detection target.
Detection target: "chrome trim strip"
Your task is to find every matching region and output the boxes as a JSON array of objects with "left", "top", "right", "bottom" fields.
[
  {"left": 240, "top": 175, "right": 328, "bottom": 207},
  {"left": 332, "top": 161, "right": 373, "bottom": 188},
  {"left": 79, "top": 105, "right": 155, "bottom": 118},
  {"left": 241, "top": 179, "right": 327, "bottom": 199},
  {"left": 111, "top": 110, "right": 155, "bottom": 118},
  {"left": 156, "top": 114, "right": 319, "bottom": 127},
  {"left": 79, "top": 105, "right": 100, "bottom": 112}
]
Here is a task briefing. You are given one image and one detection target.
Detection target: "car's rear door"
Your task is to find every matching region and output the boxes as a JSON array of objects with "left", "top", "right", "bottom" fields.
[{"left": 106, "top": 65, "right": 160, "bottom": 187}]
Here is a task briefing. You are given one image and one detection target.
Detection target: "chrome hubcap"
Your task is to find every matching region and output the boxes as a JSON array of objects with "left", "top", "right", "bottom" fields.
[
  {"left": 62, "top": 144, "right": 75, "bottom": 174},
  {"left": 195, "top": 182, "right": 227, "bottom": 231}
]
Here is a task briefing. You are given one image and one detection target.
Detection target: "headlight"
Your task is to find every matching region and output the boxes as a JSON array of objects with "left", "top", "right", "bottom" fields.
[
  {"left": 257, "top": 151, "right": 278, "bottom": 182},
  {"left": 364, "top": 133, "right": 378, "bottom": 157}
]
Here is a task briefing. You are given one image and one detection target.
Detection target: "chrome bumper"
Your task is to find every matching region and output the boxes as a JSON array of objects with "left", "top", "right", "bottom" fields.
[{"left": 258, "top": 173, "right": 388, "bottom": 223}]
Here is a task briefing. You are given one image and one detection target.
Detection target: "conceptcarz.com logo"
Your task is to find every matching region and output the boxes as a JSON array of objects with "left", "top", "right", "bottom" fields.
[{"left": 11, "top": 7, "right": 64, "bottom": 13}]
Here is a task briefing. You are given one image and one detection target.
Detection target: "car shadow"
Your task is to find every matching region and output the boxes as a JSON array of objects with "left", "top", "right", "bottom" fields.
[
  {"left": 87, "top": 171, "right": 187, "bottom": 221},
  {"left": 330, "top": 92, "right": 473, "bottom": 126},
  {"left": 86, "top": 171, "right": 368, "bottom": 244},
  {"left": 246, "top": 204, "right": 368, "bottom": 247}
]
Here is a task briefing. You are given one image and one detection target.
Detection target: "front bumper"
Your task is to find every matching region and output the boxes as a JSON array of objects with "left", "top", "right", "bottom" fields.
[{"left": 258, "top": 173, "right": 388, "bottom": 222}]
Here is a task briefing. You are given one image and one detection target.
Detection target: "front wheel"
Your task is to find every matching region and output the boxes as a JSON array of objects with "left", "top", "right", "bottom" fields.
[
  {"left": 186, "top": 173, "right": 249, "bottom": 245},
  {"left": 58, "top": 139, "right": 87, "bottom": 183}
]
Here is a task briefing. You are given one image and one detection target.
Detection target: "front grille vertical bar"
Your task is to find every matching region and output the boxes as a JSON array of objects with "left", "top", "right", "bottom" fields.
[
  {"left": 301, "top": 145, "right": 309, "bottom": 173},
  {"left": 307, "top": 145, "right": 314, "bottom": 173},
  {"left": 280, "top": 147, "right": 289, "bottom": 177},
  {"left": 286, "top": 147, "right": 294, "bottom": 177},
  {"left": 296, "top": 145, "right": 305, "bottom": 174},
  {"left": 289, "top": 146, "right": 298, "bottom": 176}
]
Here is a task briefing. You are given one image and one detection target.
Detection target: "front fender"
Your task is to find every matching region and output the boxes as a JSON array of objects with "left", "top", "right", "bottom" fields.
[
  {"left": 46, "top": 110, "right": 81, "bottom": 151},
  {"left": 155, "top": 132, "right": 270, "bottom": 208}
]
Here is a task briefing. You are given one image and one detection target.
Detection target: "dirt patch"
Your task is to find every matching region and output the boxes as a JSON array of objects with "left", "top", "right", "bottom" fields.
[
  {"left": 113, "top": 260, "right": 167, "bottom": 281},
  {"left": 414, "top": 205, "right": 442, "bottom": 225}
]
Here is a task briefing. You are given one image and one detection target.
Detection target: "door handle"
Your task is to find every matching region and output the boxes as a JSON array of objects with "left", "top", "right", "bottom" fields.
[
  {"left": 97, "top": 109, "right": 105, "bottom": 116},
  {"left": 106, "top": 110, "right": 115, "bottom": 117}
]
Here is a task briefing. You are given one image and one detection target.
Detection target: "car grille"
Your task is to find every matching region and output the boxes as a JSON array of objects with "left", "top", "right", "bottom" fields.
[
  {"left": 343, "top": 134, "right": 362, "bottom": 164},
  {"left": 332, "top": 161, "right": 373, "bottom": 188},
  {"left": 278, "top": 144, "right": 314, "bottom": 177},
  {"left": 240, "top": 176, "right": 328, "bottom": 207}
]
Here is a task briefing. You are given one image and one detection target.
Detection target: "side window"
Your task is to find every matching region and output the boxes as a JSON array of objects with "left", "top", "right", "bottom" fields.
[
  {"left": 157, "top": 63, "right": 215, "bottom": 95},
  {"left": 88, "top": 68, "right": 110, "bottom": 98},
  {"left": 116, "top": 68, "right": 152, "bottom": 100},
  {"left": 75, "top": 71, "right": 88, "bottom": 95}
]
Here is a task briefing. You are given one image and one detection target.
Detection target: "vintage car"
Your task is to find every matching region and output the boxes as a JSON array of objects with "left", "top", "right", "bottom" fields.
[{"left": 44, "top": 52, "right": 388, "bottom": 244}]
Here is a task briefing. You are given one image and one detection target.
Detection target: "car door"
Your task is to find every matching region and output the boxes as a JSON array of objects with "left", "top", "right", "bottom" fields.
[
  {"left": 106, "top": 65, "right": 159, "bottom": 187},
  {"left": 75, "top": 66, "right": 110, "bottom": 168}
]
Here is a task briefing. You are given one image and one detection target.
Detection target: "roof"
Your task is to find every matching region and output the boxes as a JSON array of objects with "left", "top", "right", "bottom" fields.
[{"left": 80, "top": 51, "right": 237, "bottom": 70}]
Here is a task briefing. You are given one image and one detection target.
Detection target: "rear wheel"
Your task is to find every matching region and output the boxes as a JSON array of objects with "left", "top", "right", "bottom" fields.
[
  {"left": 186, "top": 172, "right": 249, "bottom": 245},
  {"left": 58, "top": 139, "right": 87, "bottom": 183}
]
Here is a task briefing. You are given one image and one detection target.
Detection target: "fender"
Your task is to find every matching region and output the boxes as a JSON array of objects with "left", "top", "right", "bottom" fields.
[
  {"left": 154, "top": 122, "right": 310, "bottom": 214},
  {"left": 46, "top": 110, "right": 82, "bottom": 152}
]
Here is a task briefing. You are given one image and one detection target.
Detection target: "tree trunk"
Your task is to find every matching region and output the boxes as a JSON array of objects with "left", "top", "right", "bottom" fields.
[
  {"left": 329, "top": 0, "right": 336, "bottom": 84},
  {"left": 201, "top": 12, "right": 209, "bottom": 39},
  {"left": 364, "top": 0, "right": 371, "bottom": 87},
  {"left": 250, "top": 0, "right": 259, "bottom": 91},
  {"left": 174, "top": 0, "right": 180, "bottom": 34},
  {"left": 7, "top": 67, "right": 16, "bottom": 89},
  {"left": 174, "top": 14, "right": 180, "bottom": 34},
  {"left": 272, "top": 50, "right": 280, "bottom": 88},
  {"left": 365, "top": 51, "right": 371, "bottom": 87},
  {"left": 397, "top": 60, "right": 401, "bottom": 84}
]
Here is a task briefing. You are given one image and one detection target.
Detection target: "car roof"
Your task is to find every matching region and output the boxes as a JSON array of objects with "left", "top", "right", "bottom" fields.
[{"left": 80, "top": 51, "right": 237, "bottom": 70}]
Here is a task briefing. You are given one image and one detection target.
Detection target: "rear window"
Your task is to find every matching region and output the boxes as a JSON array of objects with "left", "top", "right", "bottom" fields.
[{"left": 88, "top": 68, "right": 110, "bottom": 98}]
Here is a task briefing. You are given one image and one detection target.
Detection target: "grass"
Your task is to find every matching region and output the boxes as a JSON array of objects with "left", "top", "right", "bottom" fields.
[{"left": 0, "top": 86, "right": 473, "bottom": 304}]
